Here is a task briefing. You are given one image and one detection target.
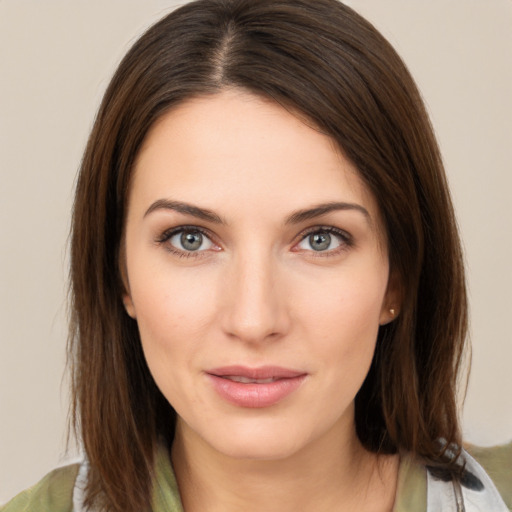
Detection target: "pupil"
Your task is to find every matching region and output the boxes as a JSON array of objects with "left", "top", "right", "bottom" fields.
[
  {"left": 181, "top": 231, "right": 202, "bottom": 251},
  {"left": 310, "top": 232, "right": 331, "bottom": 251}
]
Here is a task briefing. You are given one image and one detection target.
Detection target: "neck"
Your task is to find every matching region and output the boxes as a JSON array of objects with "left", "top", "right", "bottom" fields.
[{"left": 171, "top": 418, "right": 398, "bottom": 512}]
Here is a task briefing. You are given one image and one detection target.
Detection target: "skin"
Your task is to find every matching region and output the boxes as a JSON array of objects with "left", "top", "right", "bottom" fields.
[{"left": 123, "top": 89, "right": 400, "bottom": 511}]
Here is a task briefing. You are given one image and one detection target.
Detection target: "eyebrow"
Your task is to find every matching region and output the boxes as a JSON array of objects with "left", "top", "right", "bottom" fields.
[
  {"left": 144, "top": 199, "right": 370, "bottom": 226},
  {"left": 144, "top": 199, "right": 226, "bottom": 224},
  {"left": 285, "top": 202, "right": 371, "bottom": 225}
]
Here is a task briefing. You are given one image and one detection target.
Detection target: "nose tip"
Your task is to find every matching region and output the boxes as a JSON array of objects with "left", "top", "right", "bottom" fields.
[
  {"left": 220, "top": 257, "right": 290, "bottom": 344},
  {"left": 226, "top": 316, "right": 282, "bottom": 344}
]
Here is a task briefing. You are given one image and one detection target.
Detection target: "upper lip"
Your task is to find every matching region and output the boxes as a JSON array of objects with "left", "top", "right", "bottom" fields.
[{"left": 207, "top": 365, "right": 306, "bottom": 380}]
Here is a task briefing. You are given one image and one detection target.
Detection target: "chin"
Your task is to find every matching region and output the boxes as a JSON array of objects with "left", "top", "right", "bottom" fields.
[
  {"left": 197, "top": 418, "right": 312, "bottom": 461},
  {"left": 212, "top": 436, "right": 304, "bottom": 461}
]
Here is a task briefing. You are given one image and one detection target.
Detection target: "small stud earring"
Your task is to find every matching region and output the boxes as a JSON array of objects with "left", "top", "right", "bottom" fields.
[{"left": 389, "top": 308, "right": 396, "bottom": 317}]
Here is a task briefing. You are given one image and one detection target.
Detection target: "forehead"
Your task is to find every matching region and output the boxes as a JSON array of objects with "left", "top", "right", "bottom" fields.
[{"left": 130, "top": 89, "right": 382, "bottom": 227}]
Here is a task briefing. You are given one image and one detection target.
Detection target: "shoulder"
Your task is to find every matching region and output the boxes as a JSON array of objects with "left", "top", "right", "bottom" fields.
[
  {"left": 0, "top": 464, "right": 80, "bottom": 512},
  {"left": 394, "top": 443, "right": 512, "bottom": 512},
  {"left": 466, "top": 441, "right": 512, "bottom": 509}
]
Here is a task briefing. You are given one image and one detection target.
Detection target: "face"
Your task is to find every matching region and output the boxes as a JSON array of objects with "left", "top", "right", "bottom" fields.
[{"left": 123, "top": 90, "right": 397, "bottom": 461}]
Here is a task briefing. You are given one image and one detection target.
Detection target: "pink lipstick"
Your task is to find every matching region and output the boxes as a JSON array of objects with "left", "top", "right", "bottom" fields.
[{"left": 206, "top": 366, "right": 307, "bottom": 408}]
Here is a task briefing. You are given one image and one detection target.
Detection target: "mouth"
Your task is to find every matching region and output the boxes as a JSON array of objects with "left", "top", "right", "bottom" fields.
[
  {"left": 206, "top": 366, "right": 307, "bottom": 408},
  {"left": 221, "top": 375, "right": 279, "bottom": 384}
]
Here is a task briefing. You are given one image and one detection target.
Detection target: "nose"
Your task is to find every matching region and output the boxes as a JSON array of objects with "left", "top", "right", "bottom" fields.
[{"left": 219, "top": 249, "right": 291, "bottom": 345}]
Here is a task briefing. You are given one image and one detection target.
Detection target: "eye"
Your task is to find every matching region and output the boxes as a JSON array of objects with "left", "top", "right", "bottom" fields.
[
  {"left": 158, "top": 227, "right": 217, "bottom": 255},
  {"left": 295, "top": 227, "right": 351, "bottom": 253},
  {"left": 171, "top": 229, "right": 213, "bottom": 251}
]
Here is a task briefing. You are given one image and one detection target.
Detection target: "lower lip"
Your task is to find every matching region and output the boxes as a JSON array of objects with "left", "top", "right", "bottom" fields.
[{"left": 206, "top": 374, "right": 307, "bottom": 408}]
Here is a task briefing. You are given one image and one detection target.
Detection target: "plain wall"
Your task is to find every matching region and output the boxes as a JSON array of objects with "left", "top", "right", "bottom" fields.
[{"left": 1, "top": 0, "right": 511, "bottom": 504}]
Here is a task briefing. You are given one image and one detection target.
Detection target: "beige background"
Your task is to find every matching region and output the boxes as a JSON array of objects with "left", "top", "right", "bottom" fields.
[{"left": 1, "top": 0, "right": 511, "bottom": 504}]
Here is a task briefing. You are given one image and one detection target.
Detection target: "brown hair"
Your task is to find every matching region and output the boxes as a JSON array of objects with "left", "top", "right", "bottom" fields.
[{"left": 69, "top": 0, "right": 468, "bottom": 510}]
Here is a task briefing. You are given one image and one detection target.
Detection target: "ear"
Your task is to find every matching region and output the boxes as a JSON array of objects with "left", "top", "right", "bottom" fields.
[
  {"left": 119, "top": 238, "right": 137, "bottom": 319},
  {"left": 122, "top": 292, "right": 137, "bottom": 319},
  {"left": 379, "top": 270, "right": 401, "bottom": 326}
]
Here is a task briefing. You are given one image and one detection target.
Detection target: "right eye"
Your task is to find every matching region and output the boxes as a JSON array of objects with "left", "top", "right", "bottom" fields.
[
  {"left": 170, "top": 229, "right": 213, "bottom": 252},
  {"left": 158, "top": 227, "right": 218, "bottom": 257}
]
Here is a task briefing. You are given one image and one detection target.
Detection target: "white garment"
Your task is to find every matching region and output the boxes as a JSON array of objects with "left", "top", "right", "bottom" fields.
[
  {"left": 427, "top": 449, "right": 509, "bottom": 511},
  {"left": 72, "top": 460, "right": 88, "bottom": 512}
]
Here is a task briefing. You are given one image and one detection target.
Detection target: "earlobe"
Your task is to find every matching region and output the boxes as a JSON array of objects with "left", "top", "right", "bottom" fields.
[
  {"left": 118, "top": 238, "right": 136, "bottom": 318},
  {"left": 379, "top": 306, "right": 398, "bottom": 326},
  {"left": 122, "top": 293, "right": 137, "bottom": 319},
  {"left": 379, "top": 270, "right": 402, "bottom": 325}
]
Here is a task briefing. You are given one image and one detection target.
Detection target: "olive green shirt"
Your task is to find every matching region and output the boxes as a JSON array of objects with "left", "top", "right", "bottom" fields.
[{"left": 2, "top": 443, "right": 511, "bottom": 511}]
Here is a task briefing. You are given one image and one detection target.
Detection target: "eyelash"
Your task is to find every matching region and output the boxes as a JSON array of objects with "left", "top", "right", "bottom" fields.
[
  {"left": 294, "top": 226, "right": 354, "bottom": 256},
  {"left": 156, "top": 225, "right": 216, "bottom": 259},
  {"left": 155, "top": 225, "right": 353, "bottom": 258}
]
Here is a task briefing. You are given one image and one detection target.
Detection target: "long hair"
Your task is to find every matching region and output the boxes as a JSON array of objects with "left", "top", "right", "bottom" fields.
[{"left": 69, "top": 0, "right": 468, "bottom": 510}]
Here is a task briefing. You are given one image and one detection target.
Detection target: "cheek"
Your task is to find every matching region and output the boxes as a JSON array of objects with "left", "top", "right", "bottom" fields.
[
  {"left": 128, "top": 262, "right": 219, "bottom": 368},
  {"left": 294, "top": 262, "right": 387, "bottom": 372},
  {"left": 128, "top": 268, "right": 221, "bottom": 415},
  {"left": 298, "top": 258, "right": 387, "bottom": 326}
]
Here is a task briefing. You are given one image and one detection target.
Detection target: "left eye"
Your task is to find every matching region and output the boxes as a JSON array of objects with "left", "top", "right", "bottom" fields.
[
  {"left": 296, "top": 230, "right": 344, "bottom": 252},
  {"left": 169, "top": 229, "right": 214, "bottom": 252}
]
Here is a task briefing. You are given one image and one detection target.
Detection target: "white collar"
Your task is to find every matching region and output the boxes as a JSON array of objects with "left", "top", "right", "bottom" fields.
[{"left": 426, "top": 448, "right": 508, "bottom": 511}]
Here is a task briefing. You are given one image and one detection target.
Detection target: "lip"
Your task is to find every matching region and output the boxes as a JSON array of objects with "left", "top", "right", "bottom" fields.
[{"left": 206, "top": 365, "right": 307, "bottom": 408}]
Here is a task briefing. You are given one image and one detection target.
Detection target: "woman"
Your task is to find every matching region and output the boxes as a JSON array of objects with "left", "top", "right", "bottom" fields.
[{"left": 2, "top": 0, "right": 510, "bottom": 511}]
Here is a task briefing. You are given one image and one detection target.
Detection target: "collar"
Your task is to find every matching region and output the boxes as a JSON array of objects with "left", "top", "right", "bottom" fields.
[{"left": 74, "top": 445, "right": 507, "bottom": 512}]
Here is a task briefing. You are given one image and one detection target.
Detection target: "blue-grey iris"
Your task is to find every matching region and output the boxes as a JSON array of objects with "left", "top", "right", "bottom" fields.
[
  {"left": 181, "top": 231, "right": 203, "bottom": 251},
  {"left": 310, "top": 232, "right": 331, "bottom": 251}
]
